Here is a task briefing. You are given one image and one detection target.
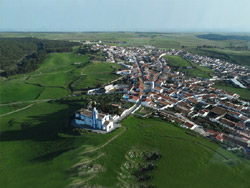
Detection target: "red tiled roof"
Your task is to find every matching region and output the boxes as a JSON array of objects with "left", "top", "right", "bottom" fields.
[
  {"left": 235, "top": 121, "right": 246, "bottom": 129},
  {"left": 185, "top": 122, "right": 194, "bottom": 128},
  {"left": 206, "top": 129, "right": 219, "bottom": 135},
  {"left": 216, "top": 134, "right": 223, "bottom": 141}
]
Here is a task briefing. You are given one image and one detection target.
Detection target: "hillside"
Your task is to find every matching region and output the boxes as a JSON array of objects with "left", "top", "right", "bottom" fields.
[{"left": 0, "top": 38, "right": 79, "bottom": 76}]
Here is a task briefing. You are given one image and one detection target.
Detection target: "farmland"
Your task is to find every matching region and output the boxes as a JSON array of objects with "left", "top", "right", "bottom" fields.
[{"left": 164, "top": 55, "right": 214, "bottom": 78}]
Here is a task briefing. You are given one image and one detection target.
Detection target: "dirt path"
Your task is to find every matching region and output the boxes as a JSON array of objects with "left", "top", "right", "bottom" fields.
[
  {"left": 80, "top": 126, "right": 127, "bottom": 155},
  {"left": 80, "top": 66, "right": 89, "bottom": 76},
  {"left": 0, "top": 104, "right": 35, "bottom": 117},
  {"left": 73, "top": 153, "right": 105, "bottom": 168},
  {"left": 0, "top": 99, "right": 52, "bottom": 106},
  {"left": 69, "top": 174, "right": 96, "bottom": 188}
]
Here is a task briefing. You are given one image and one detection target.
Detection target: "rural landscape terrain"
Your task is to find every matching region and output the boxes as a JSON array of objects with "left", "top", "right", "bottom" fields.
[{"left": 0, "top": 32, "right": 250, "bottom": 188}]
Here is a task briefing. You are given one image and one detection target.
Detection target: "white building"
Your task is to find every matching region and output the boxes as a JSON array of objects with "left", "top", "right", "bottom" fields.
[
  {"left": 74, "top": 108, "right": 114, "bottom": 132},
  {"left": 116, "top": 70, "right": 132, "bottom": 75}
]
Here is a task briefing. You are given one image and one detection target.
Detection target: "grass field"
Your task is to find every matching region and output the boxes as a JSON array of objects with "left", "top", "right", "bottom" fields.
[
  {"left": 0, "top": 50, "right": 121, "bottom": 106},
  {"left": 80, "top": 117, "right": 250, "bottom": 188},
  {"left": 189, "top": 48, "right": 250, "bottom": 66},
  {"left": 164, "top": 55, "right": 214, "bottom": 78},
  {"left": 0, "top": 101, "right": 121, "bottom": 188},
  {"left": 0, "top": 79, "right": 43, "bottom": 103},
  {"left": 0, "top": 52, "right": 89, "bottom": 104},
  {"left": 27, "top": 53, "right": 90, "bottom": 88},
  {"left": 164, "top": 55, "right": 190, "bottom": 67},
  {"left": 214, "top": 83, "right": 250, "bottom": 101},
  {"left": 2, "top": 107, "right": 249, "bottom": 188},
  {"left": 71, "top": 62, "right": 121, "bottom": 90},
  {"left": 37, "top": 87, "right": 69, "bottom": 99},
  {"left": 1, "top": 32, "right": 249, "bottom": 48},
  {"left": 0, "top": 103, "right": 32, "bottom": 115}
]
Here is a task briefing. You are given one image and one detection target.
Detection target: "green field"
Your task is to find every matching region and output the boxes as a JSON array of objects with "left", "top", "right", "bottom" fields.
[
  {"left": 27, "top": 53, "right": 90, "bottom": 88},
  {"left": 0, "top": 51, "right": 121, "bottom": 105},
  {"left": 214, "top": 83, "right": 250, "bottom": 101},
  {"left": 72, "top": 62, "right": 121, "bottom": 90},
  {"left": 189, "top": 48, "right": 250, "bottom": 66},
  {"left": 0, "top": 103, "right": 32, "bottom": 115},
  {"left": 1, "top": 105, "right": 250, "bottom": 188},
  {"left": 74, "top": 117, "right": 250, "bottom": 187},
  {"left": 0, "top": 52, "right": 89, "bottom": 104},
  {"left": 1, "top": 32, "right": 249, "bottom": 48},
  {"left": 164, "top": 55, "right": 214, "bottom": 78},
  {"left": 0, "top": 79, "right": 43, "bottom": 103},
  {"left": 164, "top": 55, "right": 191, "bottom": 67},
  {"left": 37, "top": 87, "right": 69, "bottom": 99},
  {"left": 0, "top": 101, "right": 121, "bottom": 188}
]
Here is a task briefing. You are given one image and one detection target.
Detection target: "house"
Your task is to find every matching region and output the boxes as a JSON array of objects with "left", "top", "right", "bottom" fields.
[
  {"left": 223, "top": 134, "right": 248, "bottom": 147},
  {"left": 74, "top": 108, "right": 114, "bottom": 132},
  {"left": 116, "top": 70, "right": 132, "bottom": 75},
  {"left": 154, "top": 86, "right": 164, "bottom": 93},
  {"left": 198, "top": 109, "right": 209, "bottom": 118},
  {"left": 235, "top": 121, "right": 246, "bottom": 130},
  {"left": 211, "top": 106, "right": 227, "bottom": 116},
  {"left": 227, "top": 110, "right": 241, "bottom": 120},
  {"left": 128, "top": 96, "right": 140, "bottom": 103},
  {"left": 216, "top": 133, "right": 224, "bottom": 142},
  {"left": 184, "top": 122, "right": 195, "bottom": 129},
  {"left": 206, "top": 129, "right": 219, "bottom": 137},
  {"left": 219, "top": 118, "right": 236, "bottom": 128},
  {"left": 141, "top": 98, "right": 152, "bottom": 107}
]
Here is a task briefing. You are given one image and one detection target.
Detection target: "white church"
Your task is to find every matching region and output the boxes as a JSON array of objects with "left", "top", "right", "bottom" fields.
[{"left": 74, "top": 107, "right": 114, "bottom": 132}]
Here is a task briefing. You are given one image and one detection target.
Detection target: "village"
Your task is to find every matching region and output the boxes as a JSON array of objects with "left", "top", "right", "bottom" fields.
[{"left": 73, "top": 42, "right": 250, "bottom": 154}]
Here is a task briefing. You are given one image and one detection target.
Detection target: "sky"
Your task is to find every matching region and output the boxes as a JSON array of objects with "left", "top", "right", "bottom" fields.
[{"left": 0, "top": 0, "right": 250, "bottom": 32}]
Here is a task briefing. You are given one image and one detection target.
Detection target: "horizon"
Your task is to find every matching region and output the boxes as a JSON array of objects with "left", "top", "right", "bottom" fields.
[
  {"left": 1, "top": 0, "right": 250, "bottom": 32},
  {"left": 1, "top": 31, "right": 250, "bottom": 34}
]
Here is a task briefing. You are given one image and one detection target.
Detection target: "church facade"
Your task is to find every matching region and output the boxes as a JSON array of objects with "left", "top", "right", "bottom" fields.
[{"left": 74, "top": 107, "right": 114, "bottom": 132}]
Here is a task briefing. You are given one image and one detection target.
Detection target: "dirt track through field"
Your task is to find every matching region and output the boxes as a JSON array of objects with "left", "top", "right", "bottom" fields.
[{"left": 80, "top": 126, "right": 127, "bottom": 155}]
